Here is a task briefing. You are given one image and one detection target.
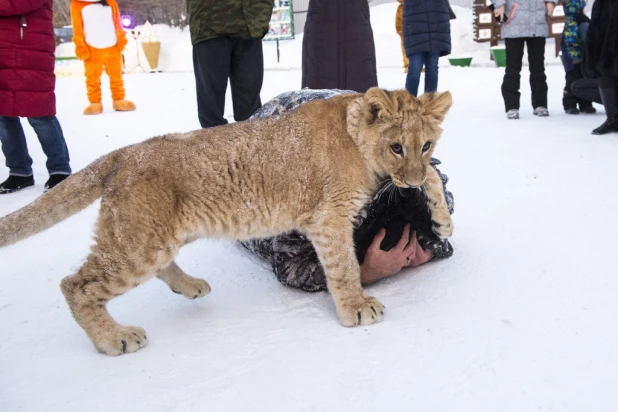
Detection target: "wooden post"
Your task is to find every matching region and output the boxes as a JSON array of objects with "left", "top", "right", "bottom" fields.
[
  {"left": 548, "top": 0, "right": 566, "bottom": 57},
  {"left": 473, "top": 0, "right": 501, "bottom": 47}
]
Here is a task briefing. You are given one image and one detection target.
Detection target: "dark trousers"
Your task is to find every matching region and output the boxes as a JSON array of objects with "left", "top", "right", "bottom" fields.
[
  {"left": 563, "top": 67, "right": 594, "bottom": 110},
  {"left": 0, "top": 116, "right": 71, "bottom": 176},
  {"left": 501, "top": 37, "right": 548, "bottom": 112},
  {"left": 571, "top": 77, "right": 601, "bottom": 105},
  {"left": 192, "top": 37, "right": 264, "bottom": 129}
]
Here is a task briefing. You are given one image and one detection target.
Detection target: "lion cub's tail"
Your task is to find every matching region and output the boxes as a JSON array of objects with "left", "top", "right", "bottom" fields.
[{"left": 0, "top": 152, "right": 118, "bottom": 248}]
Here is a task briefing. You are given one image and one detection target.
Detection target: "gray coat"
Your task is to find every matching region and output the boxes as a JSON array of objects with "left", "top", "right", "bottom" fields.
[{"left": 492, "top": 0, "right": 556, "bottom": 39}]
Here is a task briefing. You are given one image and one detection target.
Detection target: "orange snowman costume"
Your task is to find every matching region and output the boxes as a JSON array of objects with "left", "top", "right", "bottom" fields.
[{"left": 70, "top": 0, "right": 136, "bottom": 115}]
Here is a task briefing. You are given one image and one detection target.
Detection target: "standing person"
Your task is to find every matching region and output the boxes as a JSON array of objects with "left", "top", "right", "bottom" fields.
[
  {"left": 0, "top": 0, "right": 72, "bottom": 194},
  {"left": 187, "top": 0, "right": 273, "bottom": 129},
  {"left": 395, "top": 0, "right": 409, "bottom": 73},
  {"left": 302, "top": 0, "right": 378, "bottom": 93},
  {"left": 70, "top": 0, "right": 136, "bottom": 115},
  {"left": 561, "top": 0, "right": 595, "bottom": 115},
  {"left": 493, "top": 0, "right": 556, "bottom": 119},
  {"left": 583, "top": 0, "right": 618, "bottom": 135},
  {"left": 402, "top": 0, "right": 452, "bottom": 97}
]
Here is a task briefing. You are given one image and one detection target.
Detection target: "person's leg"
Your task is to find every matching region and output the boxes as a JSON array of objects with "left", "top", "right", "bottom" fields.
[
  {"left": 571, "top": 78, "right": 602, "bottom": 104},
  {"left": 405, "top": 53, "right": 425, "bottom": 97},
  {"left": 104, "top": 48, "right": 125, "bottom": 101},
  {"left": 84, "top": 49, "right": 104, "bottom": 104},
  {"left": 563, "top": 69, "right": 580, "bottom": 112},
  {"left": 399, "top": 37, "right": 409, "bottom": 72},
  {"left": 592, "top": 77, "right": 618, "bottom": 135},
  {"left": 526, "top": 37, "right": 548, "bottom": 110},
  {"left": 423, "top": 51, "right": 440, "bottom": 94},
  {"left": 501, "top": 38, "right": 525, "bottom": 112},
  {"left": 0, "top": 116, "right": 33, "bottom": 176},
  {"left": 104, "top": 47, "right": 136, "bottom": 111},
  {"left": 229, "top": 38, "right": 265, "bottom": 122},
  {"left": 26, "top": 116, "right": 71, "bottom": 176},
  {"left": 192, "top": 37, "right": 232, "bottom": 128}
]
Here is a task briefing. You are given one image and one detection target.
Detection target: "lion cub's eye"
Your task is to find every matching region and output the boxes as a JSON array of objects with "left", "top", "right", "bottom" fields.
[
  {"left": 422, "top": 142, "right": 432, "bottom": 152},
  {"left": 391, "top": 144, "right": 403, "bottom": 155}
]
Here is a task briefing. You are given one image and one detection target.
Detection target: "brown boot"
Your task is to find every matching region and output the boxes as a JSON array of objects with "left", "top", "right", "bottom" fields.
[
  {"left": 112, "top": 100, "right": 136, "bottom": 112},
  {"left": 83, "top": 102, "right": 103, "bottom": 115}
]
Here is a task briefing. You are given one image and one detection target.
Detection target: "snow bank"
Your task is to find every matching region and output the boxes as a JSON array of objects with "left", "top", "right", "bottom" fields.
[{"left": 56, "top": 3, "right": 560, "bottom": 76}]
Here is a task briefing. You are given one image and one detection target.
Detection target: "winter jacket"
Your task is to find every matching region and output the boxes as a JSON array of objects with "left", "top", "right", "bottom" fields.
[
  {"left": 402, "top": 0, "right": 452, "bottom": 58},
  {"left": 186, "top": 0, "right": 274, "bottom": 45},
  {"left": 0, "top": 0, "right": 56, "bottom": 118},
  {"left": 302, "top": 0, "right": 378, "bottom": 93},
  {"left": 240, "top": 89, "right": 455, "bottom": 293},
  {"left": 492, "top": 0, "right": 556, "bottom": 39},
  {"left": 562, "top": 0, "right": 589, "bottom": 66},
  {"left": 561, "top": 22, "right": 588, "bottom": 72},
  {"left": 584, "top": 0, "right": 618, "bottom": 80}
]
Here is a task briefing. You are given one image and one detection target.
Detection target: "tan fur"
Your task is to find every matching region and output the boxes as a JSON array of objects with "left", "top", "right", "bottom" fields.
[{"left": 0, "top": 88, "right": 453, "bottom": 355}]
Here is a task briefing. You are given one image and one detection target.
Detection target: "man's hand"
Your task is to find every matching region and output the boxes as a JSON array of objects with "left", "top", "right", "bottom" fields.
[
  {"left": 494, "top": 5, "right": 505, "bottom": 22},
  {"left": 361, "top": 224, "right": 433, "bottom": 285},
  {"left": 546, "top": 2, "right": 555, "bottom": 17}
]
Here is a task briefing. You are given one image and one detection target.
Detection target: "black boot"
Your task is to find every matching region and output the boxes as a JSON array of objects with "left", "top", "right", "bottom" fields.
[
  {"left": 592, "top": 87, "right": 618, "bottom": 135},
  {"left": 44, "top": 174, "right": 70, "bottom": 192},
  {"left": 579, "top": 104, "right": 596, "bottom": 114},
  {"left": 0, "top": 175, "right": 34, "bottom": 194}
]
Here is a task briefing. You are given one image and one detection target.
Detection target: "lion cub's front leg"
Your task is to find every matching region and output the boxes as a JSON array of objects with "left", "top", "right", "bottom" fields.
[
  {"left": 424, "top": 166, "right": 454, "bottom": 239},
  {"left": 307, "top": 217, "right": 384, "bottom": 327}
]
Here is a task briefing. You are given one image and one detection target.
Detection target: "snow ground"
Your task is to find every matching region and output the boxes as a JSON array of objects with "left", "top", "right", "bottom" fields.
[{"left": 1, "top": 65, "right": 618, "bottom": 412}]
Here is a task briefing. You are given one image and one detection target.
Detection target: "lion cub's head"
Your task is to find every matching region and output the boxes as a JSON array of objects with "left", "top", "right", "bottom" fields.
[{"left": 347, "top": 88, "right": 452, "bottom": 188}]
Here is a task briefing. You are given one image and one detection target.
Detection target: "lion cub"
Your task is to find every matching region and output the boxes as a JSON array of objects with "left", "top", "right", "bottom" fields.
[{"left": 0, "top": 88, "right": 453, "bottom": 355}]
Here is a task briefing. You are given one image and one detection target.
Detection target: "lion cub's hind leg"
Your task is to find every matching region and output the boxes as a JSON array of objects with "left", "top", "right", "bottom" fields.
[
  {"left": 59, "top": 181, "right": 184, "bottom": 355},
  {"left": 60, "top": 251, "right": 156, "bottom": 356},
  {"left": 157, "top": 260, "right": 211, "bottom": 300}
]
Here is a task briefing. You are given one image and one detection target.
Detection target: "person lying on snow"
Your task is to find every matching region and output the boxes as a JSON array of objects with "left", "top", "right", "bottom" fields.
[{"left": 240, "top": 89, "right": 455, "bottom": 292}]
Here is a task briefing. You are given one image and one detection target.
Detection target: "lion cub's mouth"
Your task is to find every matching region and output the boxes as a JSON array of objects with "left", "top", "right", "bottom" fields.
[{"left": 391, "top": 177, "right": 425, "bottom": 190}]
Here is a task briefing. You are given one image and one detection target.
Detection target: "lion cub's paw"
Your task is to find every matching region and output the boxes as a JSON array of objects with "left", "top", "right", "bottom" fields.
[
  {"left": 337, "top": 296, "right": 385, "bottom": 327},
  {"left": 170, "top": 276, "right": 211, "bottom": 300},
  {"left": 94, "top": 325, "right": 148, "bottom": 356},
  {"left": 431, "top": 208, "right": 454, "bottom": 239}
]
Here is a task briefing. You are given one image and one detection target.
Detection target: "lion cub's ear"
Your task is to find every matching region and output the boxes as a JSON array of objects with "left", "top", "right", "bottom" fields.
[
  {"left": 419, "top": 91, "right": 453, "bottom": 124},
  {"left": 363, "top": 87, "right": 397, "bottom": 124}
]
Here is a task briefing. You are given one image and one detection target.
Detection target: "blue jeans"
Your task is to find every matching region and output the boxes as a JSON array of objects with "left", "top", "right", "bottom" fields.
[
  {"left": 0, "top": 116, "right": 71, "bottom": 176},
  {"left": 405, "top": 51, "right": 440, "bottom": 97}
]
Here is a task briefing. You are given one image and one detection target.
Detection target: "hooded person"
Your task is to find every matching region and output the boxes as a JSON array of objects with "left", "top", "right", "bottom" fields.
[
  {"left": 583, "top": 0, "right": 618, "bottom": 135},
  {"left": 70, "top": 0, "right": 136, "bottom": 115},
  {"left": 301, "top": 0, "right": 378, "bottom": 93}
]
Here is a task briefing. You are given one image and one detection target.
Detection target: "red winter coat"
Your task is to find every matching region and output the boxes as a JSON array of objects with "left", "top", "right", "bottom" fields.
[{"left": 0, "top": 0, "right": 56, "bottom": 118}]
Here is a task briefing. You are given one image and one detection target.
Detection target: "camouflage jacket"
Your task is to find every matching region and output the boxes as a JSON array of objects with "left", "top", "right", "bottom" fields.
[
  {"left": 186, "top": 0, "right": 274, "bottom": 45},
  {"left": 240, "top": 89, "right": 455, "bottom": 292},
  {"left": 562, "top": 0, "right": 588, "bottom": 64}
]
